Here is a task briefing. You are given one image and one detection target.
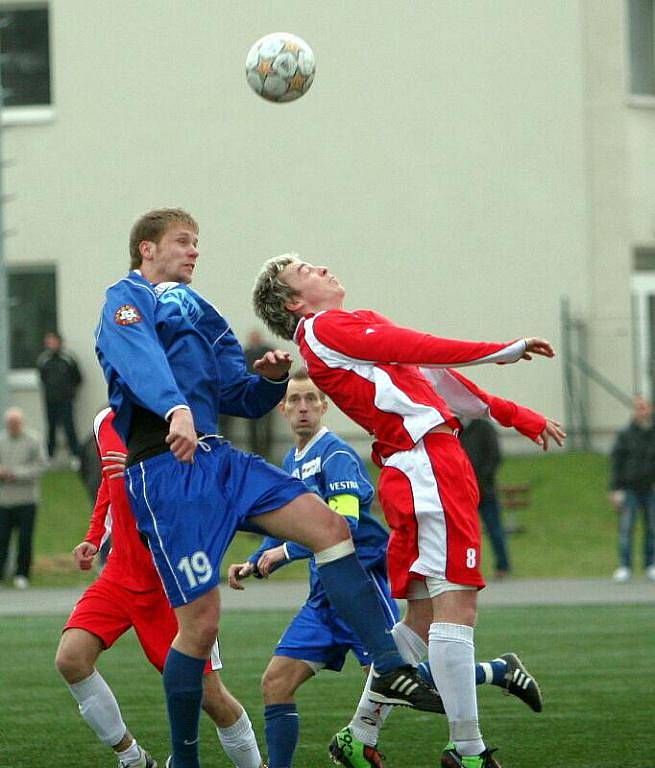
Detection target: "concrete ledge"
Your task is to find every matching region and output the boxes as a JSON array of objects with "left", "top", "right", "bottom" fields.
[{"left": 1, "top": 577, "right": 654, "bottom": 618}]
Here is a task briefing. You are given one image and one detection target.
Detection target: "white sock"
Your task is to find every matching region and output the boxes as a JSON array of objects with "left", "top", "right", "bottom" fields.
[
  {"left": 68, "top": 669, "right": 128, "bottom": 747},
  {"left": 429, "top": 622, "right": 484, "bottom": 756},
  {"left": 116, "top": 739, "right": 142, "bottom": 766},
  {"left": 217, "top": 709, "right": 262, "bottom": 768},
  {"left": 349, "top": 622, "right": 427, "bottom": 746}
]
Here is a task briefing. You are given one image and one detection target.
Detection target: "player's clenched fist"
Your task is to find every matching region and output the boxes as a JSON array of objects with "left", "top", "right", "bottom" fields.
[
  {"left": 73, "top": 541, "right": 98, "bottom": 571},
  {"left": 166, "top": 407, "right": 198, "bottom": 463}
]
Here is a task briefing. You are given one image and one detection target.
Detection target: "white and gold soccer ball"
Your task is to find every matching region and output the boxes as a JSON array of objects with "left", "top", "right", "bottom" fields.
[{"left": 245, "top": 32, "right": 315, "bottom": 103}]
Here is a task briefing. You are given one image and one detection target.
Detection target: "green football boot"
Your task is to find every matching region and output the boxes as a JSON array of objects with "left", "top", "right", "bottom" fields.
[
  {"left": 441, "top": 743, "right": 501, "bottom": 768},
  {"left": 328, "top": 726, "right": 385, "bottom": 768}
]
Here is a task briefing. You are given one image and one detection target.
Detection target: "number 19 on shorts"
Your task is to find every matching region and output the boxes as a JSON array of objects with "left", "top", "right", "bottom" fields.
[{"left": 178, "top": 551, "right": 213, "bottom": 588}]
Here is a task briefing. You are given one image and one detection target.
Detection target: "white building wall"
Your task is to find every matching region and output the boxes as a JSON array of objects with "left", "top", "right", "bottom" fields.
[{"left": 1, "top": 0, "right": 647, "bottom": 455}]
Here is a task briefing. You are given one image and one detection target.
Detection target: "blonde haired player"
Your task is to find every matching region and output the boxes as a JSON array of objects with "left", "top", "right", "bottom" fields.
[{"left": 252, "top": 256, "right": 564, "bottom": 768}]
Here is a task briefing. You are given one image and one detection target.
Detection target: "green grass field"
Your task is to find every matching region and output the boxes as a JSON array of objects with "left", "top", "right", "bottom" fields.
[
  {"left": 24, "top": 450, "right": 618, "bottom": 587},
  {"left": 2, "top": 604, "right": 653, "bottom": 768}
]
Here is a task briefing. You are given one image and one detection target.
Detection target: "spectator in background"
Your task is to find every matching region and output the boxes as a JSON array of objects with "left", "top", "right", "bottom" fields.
[
  {"left": 36, "top": 331, "right": 83, "bottom": 467},
  {"left": 460, "top": 418, "right": 512, "bottom": 580},
  {"left": 0, "top": 407, "right": 47, "bottom": 588},
  {"left": 609, "top": 395, "right": 655, "bottom": 583},
  {"left": 244, "top": 329, "right": 275, "bottom": 459}
]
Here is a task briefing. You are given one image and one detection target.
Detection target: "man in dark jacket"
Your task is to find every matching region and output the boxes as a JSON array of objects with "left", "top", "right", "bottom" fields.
[
  {"left": 460, "top": 418, "right": 511, "bottom": 579},
  {"left": 36, "top": 331, "right": 82, "bottom": 462},
  {"left": 609, "top": 395, "right": 655, "bottom": 583},
  {"left": 244, "top": 330, "right": 275, "bottom": 459}
]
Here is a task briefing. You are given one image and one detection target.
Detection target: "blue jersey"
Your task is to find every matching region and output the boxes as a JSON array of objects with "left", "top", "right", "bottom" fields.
[
  {"left": 249, "top": 427, "right": 389, "bottom": 608},
  {"left": 95, "top": 271, "right": 287, "bottom": 441}
]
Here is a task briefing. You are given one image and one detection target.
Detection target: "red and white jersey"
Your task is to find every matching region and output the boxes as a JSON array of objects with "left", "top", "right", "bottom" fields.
[
  {"left": 294, "top": 309, "right": 545, "bottom": 459},
  {"left": 84, "top": 408, "right": 162, "bottom": 592}
]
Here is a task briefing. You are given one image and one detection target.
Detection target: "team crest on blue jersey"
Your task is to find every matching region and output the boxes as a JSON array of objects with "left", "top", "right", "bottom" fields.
[
  {"left": 159, "top": 287, "right": 205, "bottom": 324},
  {"left": 301, "top": 456, "right": 321, "bottom": 480},
  {"left": 114, "top": 304, "right": 142, "bottom": 325}
]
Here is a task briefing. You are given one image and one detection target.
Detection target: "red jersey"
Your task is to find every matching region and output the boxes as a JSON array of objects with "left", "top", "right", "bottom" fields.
[
  {"left": 84, "top": 408, "right": 162, "bottom": 592},
  {"left": 294, "top": 309, "right": 546, "bottom": 460}
]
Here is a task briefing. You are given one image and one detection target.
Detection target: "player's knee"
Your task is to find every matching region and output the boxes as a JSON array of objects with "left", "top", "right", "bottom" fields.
[
  {"left": 261, "top": 667, "right": 293, "bottom": 702},
  {"left": 178, "top": 608, "right": 219, "bottom": 653},
  {"left": 55, "top": 645, "right": 91, "bottom": 682},
  {"left": 191, "top": 621, "right": 220, "bottom": 653},
  {"left": 320, "top": 506, "right": 350, "bottom": 545}
]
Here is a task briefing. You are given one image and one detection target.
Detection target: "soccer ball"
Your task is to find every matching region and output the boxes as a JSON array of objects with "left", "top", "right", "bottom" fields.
[{"left": 245, "top": 32, "right": 315, "bottom": 103}]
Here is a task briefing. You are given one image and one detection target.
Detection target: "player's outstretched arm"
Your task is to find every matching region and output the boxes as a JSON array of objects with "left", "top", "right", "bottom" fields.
[
  {"left": 534, "top": 417, "right": 566, "bottom": 451},
  {"left": 308, "top": 310, "right": 530, "bottom": 368}
]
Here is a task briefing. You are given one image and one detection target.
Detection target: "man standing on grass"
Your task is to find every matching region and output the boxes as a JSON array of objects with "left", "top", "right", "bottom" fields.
[
  {"left": 95, "top": 209, "right": 442, "bottom": 768},
  {"left": 0, "top": 407, "right": 47, "bottom": 589},
  {"left": 253, "top": 255, "right": 565, "bottom": 768},
  {"left": 608, "top": 394, "right": 655, "bottom": 583},
  {"left": 230, "top": 370, "right": 543, "bottom": 768}
]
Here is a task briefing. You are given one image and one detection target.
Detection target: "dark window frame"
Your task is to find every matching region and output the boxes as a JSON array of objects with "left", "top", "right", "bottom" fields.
[
  {"left": 8, "top": 265, "right": 57, "bottom": 369},
  {"left": 0, "top": 4, "right": 51, "bottom": 108}
]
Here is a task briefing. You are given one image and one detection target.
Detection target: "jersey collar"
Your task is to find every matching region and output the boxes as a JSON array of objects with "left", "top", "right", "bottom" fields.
[{"left": 294, "top": 425, "right": 330, "bottom": 461}]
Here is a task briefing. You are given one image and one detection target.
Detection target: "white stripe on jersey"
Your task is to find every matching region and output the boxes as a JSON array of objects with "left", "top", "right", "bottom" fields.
[
  {"left": 420, "top": 368, "right": 490, "bottom": 421},
  {"left": 303, "top": 315, "right": 443, "bottom": 443},
  {"left": 93, "top": 407, "right": 113, "bottom": 442}
]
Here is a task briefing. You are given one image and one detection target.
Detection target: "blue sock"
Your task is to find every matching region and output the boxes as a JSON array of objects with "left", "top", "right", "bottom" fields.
[
  {"left": 264, "top": 703, "right": 299, "bottom": 768},
  {"left": 480, "top": 658, "right": 509, "bottom": 686},
  {"left": 417, "top": 661, "right": 434, "bottom": 686},
  {"left": 418, "top": 659, "right": 508, "bottom": 687},
  {"left": 317, "top": 553, "right": 403, "bottom": 673},
  {"left": 162, "top": 648, "right": 206, "bottom": 768}
]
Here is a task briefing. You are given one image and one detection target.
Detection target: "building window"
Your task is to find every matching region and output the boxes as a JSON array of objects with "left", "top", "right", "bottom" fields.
[
  {"left": 0, "top": 6, "right": 50, "bottom": 107},
  {"left": 8, "top": 267, "right": 57, "bottom": 368}
]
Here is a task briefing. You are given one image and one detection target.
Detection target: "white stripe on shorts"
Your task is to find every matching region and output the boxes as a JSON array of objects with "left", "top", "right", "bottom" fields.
[
  {"left": 209, "top": 640, "right": 223, "bottom": 671},
  {"left": 137, "top": 462, "right": 188, "bottom": 604},
  {"left": 382, "top": 439, "right": 448, "bottom": 579}
]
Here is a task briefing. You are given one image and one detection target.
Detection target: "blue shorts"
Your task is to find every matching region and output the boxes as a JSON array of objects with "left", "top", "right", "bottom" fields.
[
  {"left": 126, "top": 439, "right": 308, "bottom": 607},
  {"left": 275, "top": 566, "right": 399, "bottom": 671}
]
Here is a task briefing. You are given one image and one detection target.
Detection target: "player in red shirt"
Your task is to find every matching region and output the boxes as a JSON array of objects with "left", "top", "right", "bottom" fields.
[
  {"left": 55, "top": 408, "right": 265, "bottom": 768},
  {"left": 252, "top": 255, "right": 565, "bottom": 768}
]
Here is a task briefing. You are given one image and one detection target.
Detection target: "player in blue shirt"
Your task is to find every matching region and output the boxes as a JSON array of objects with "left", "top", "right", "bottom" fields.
[
  {"left": 94, "top": 209, "right": 442, "bottom": 768},
  {"left": 230, "top": 371, "right": 543, "bottom": 768}
]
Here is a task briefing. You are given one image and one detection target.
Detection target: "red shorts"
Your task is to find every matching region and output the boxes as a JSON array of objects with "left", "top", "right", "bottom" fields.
[
  {"left": 378, "top": 431, "right": 484, "bottom": 598},
  {"left": 63, "top": 576, "right": 221, "bottom": 673}
]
